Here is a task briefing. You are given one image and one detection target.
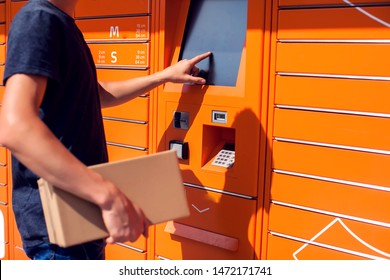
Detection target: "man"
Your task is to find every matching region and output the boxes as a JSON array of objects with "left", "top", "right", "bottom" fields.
[{"left": 0, "top": 0, "right": 210, "bottom": 260}]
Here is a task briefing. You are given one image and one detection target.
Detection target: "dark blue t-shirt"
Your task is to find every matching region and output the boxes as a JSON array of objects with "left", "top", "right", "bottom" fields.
[{"left": 4, "top": 0, "right": 108, "bottom": 249}]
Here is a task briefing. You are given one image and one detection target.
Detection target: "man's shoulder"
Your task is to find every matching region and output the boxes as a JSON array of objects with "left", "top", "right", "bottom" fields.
[{"left": 13, "top": 0, "right": 71, "bottom": 28}]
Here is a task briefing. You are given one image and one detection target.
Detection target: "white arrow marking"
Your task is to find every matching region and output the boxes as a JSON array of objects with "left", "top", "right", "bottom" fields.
[{"left": 192, "top": 204, "right": 210, "bottom": 213}]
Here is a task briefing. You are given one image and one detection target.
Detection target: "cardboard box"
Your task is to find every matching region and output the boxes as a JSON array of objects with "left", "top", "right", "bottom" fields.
[{"left": 38, "top": 150, "right": 189, "bottom": 248}]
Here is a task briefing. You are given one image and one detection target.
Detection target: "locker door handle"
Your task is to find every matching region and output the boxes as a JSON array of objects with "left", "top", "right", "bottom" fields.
[{"left": 164, "top": 221, "right": 238, "bottom": 251}]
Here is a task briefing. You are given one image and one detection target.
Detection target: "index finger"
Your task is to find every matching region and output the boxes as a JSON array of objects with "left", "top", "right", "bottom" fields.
[{"left": 189, "top": 51, "right": 212, "bottom": 65}]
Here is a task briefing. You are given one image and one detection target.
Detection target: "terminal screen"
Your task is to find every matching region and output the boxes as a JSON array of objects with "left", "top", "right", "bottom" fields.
[{"left": 179, "top": 0, "right": 247, "bottom": 87}]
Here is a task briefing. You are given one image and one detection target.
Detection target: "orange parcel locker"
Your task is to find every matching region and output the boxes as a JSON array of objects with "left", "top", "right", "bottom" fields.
[
  {"left": 89, "top": 43, "right": 149, "bottom": 68},
  {"left": 75, "top": 0, "right": 150, "bottom": 18},
  {"left": 156, "top": 0, "right": 265, "bottom": 260},
  {"left": 10, "top": 0, "right": 26, "bottom": 20},
  {"left": 106, "top": 242, "right": 147, "bottom": 260},
  {"left": 0, "top": 204, "right": 9, "bottom": 260},
  {"left": 155, "top": 186, "right": 257, "bottom": 260},
  {"left": 273, "top": 108, "right": 390, "bottom": 151},
  {"left": 271, "top": 172, "right": 390, "bottom": 229},
  {"left": 157, "top": 0, "right": 264, "bottom": 196},
  {"left": 273, "top": 140, "right": 390, "bottom": 188},
  {"left": 279, "top": 0, "right": 390, "bottom": 6},
  {"left": 77, "top": 16, "right": 150, "bottom": 42},
  {"left": 0, "top": 65, "right": 4, "bottom": 85},
  {"left": 97, "top": 68, "right": 150, "bottom": 122},
  {"left": 278, "top": 6, "right": 390, "bottom": 40},
  {"left": 0, "top": 1, "right": 5, "bottom": 23},
  {"left": 0, "top": 44, "right": 5, "bottom": 64},
  {"left": 277, "top": 43, "right": 390, "bottom": 77},
  {"left": 107, "top": 145, "right": 148, "bottom": 162},
  {"left": 0, "top": 24, "right": 5, "bottom": 45},
  {"left": 268, "top": 204, "right": 390, "bottom": 260},
  {"left": 103, "top": 119, "right": 149, "bottom": 149},
  {"left": 275, "top": 76, "right": 390, "bottom": 114}
]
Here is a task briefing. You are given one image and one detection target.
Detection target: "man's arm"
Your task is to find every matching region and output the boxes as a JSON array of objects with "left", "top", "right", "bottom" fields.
[
  {"left": 0, "top": 74, "right": 147, "bottom": 243},
  {"left": 99, "top": 52, "right": 211, "bottom": 107}
]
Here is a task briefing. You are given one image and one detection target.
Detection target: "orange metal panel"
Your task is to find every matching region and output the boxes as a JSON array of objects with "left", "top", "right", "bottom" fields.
[
  {"left": 96, "top": 68, "right": 149, "bottom": 81},
  {"left": 0, "top": 44, "right": 5, "bottom": 64},
  {"left": 155, "top": 187, "right": 257, "bottom": 260},
  {"left": 0, "top": 243, "right": 10, "bottom": 260},
  {"left": 0, "top": 185, "right": 7, "bottom": 204},
  {"left": 0, "top": 2, "right": 5, "bottom": 23},
  {"left": 12, "top": 246, "right": 29, "bottom": 260},
  {"left": 268, "top": 204, "right": 390, "bottom": 260},
  {"left": 163, "top": 102, "right": 260, "bottom": 197},
  {"left": 89, "top": 43, "right": 149, "bottom": 68},
  {"left": 274, "top": 108, "right": 390, "bottom": 151},
  {"left": 102, "top": 97, "right": 149, "bottom": 122},
  {"left": 10, "top": 1, "right": 26, "bottom": 20},
  {"left": 0, "top": 165, "right": 6, "bottom": 186},
  {"left": 75, "top": 0, "right": 150, "bottom": 18},
  {"left": 0, "top": 204, "right": 9, "bottom": 243},
  {"left": 0, "top": 24, "right": 5, "bottom": 44},
  {"left": 275, "top": 75, "right": 390, "bottom": 114},
  {"left": 0, "top": 146, "right": 6, "bottom": 164},
  {"left": 279, "top": 7, "right": 390, "bottom": 40},
  {"left": 77, "top": 16, "right": 149, "bottom": 42},
  {"left": 105, "top": 242, "right": 147, "bottom": 260},
  {"left": 276, "top": 43, "right": 390, "bottom": 77},
  {"left": 279, "top": 0, "right": 390, "bottom": 6},
  {"left": 273, "top": 140, "right": 390, "bottom": 187},
  {"left": 267, "top": 235, "right": 366, "bottom": 260},
  {"left": 107, "top": 144, "right": 147, "bottom": 162},
  {"left": 103, "top": 119, "right": 148, "bottom": 148},
  {"left": 271, "top": 172, "right": 390, "bottom": 224},
  {"left": 0, "top": 65, "right": 4, "bottom": 85}
]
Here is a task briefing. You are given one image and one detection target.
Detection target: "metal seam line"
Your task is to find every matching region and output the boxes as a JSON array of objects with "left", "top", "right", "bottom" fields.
[
  {"left": 274, "top": 137, "right": 390, "bottom": 155},
  {"left": 277, "top": 72, "right": 390, "bottom": 81},
  {"left": 183, "top": 182, "right": 255, "bottom": 200},
  {"left": 273, "top": 169, "right": 390, "bottom": 193},
  {"left": 271, "top": 200, "right": 390, "bottom": 228}
]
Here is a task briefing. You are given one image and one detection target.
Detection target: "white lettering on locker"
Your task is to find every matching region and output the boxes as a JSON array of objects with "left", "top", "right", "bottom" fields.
[
  {"left": 111, "top": 51, "right": 118, "bottom": 63},
  {"left": 109, "top": 26, "right": 120, "bottom": 38}
]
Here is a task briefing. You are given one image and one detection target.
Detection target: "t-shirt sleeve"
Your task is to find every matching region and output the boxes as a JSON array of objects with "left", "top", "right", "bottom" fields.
[{"left": 3, "top": 9, "right": 63, "bottom": 84}]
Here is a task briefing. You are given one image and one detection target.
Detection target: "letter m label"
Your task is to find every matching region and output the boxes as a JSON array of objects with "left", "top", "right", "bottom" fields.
[{"left": 110, "top": 26, "right": 120, "bottom": 38}]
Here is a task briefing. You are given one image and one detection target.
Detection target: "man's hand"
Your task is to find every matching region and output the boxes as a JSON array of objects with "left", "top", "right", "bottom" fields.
[
  {"left": 100, "top": 182, "right": 150, "bottom": 243},
  {"left": 159, "top": 51, "right": 212, "bottom": 85}
]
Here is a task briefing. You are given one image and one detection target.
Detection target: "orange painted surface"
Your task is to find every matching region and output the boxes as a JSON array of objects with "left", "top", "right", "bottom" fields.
[
  {"left": 77, "top": 16, "right": 149, "bottom": 42},
  {"left": 0, "top": 44, "right": 5, "bottom": 64},
  {"left": 103, "top": 119, "right": 148, "bottom": 148},
  {"left": 279, "top": 0, "right": 390, "bottom": 6},
  {"left": 10, "top": 0, "right": 26, "bottom": 20},
  {"left": 268, "top": 205, "right": 390, "bottom": 260},
  {"left": 273, "top": 108, "right": 390, "bottom": 151},
  {"left": 271, "top": 173, "right": 390, "bottom": 225},
  {"left": 273, "top": 140, "right": 390, "bottom": 187},
  {"left": 277, "top": 43, "right": 390, "bottom": 77},
  {"left": 155, "top": 186, "right": 257, "bottom": 260},
  {"left": 75, "top": 0, "right": 150, "bottom": 18},
  {"left": 0, "top": 65, "right": 4, "bottom": 85},
  {"left": 88, "top": 43, "right": 149, "bottom": 68},
  {"left": 279, "top": 7, "right": 390, "bottom": 40},
  {"left": 0, "top": 165, "right": 6, "bottom": 186},
  {"left": 106, "top": 145, "right": 148, "bottom": 162},
  {"left": 0, "top": 24, "right": 5, "bottom": 44},
  {"left": 102, "top": 97, "right": 149, "bottom": 122},
  {"left": 0, "top": 2, "right": 5, "bottom": 22},
  {"left": 105, "top": 243, "right": 147, "bottom": 260},
  {"left": 275, "top": 76, "right": 390, "bottom": 114}
]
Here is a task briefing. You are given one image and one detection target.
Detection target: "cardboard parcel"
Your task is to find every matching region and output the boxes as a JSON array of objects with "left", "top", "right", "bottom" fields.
[{"left": 38, "top": 150, "right": 190, "bottom": 248}]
